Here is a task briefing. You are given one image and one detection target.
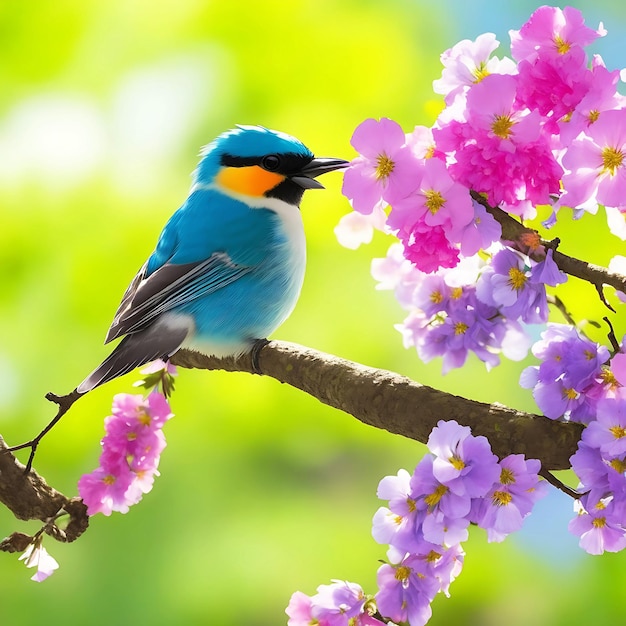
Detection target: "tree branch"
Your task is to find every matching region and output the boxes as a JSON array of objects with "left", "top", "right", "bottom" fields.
[
  {"left": 170, "top": 341, "right": 582, "bottom": 470},
  {"left": 0, "top": 436, "right": 89, "bottom": 548},
  {"left": 471, "top": 192, "right": 626, "bottom": 294}
]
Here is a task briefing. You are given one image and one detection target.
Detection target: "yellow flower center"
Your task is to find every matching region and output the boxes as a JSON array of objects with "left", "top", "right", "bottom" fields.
[
  {"left": 430, "top": 290, "right": 444, "bottom": 304},
  {"left": 407, "top": 498, "right": 417, "bottom": 513},
  {"left": 424, "top": 484, "right": 449, "bottom": 507},
  {"left": 553, "top": 35, "right": 571, "bottom": 54},
  {"left": 425, "top": 189, "right": 446, "bottom": 215},
  {"left": 563, "top": 387, "right": 579, "bottom": 400},
  {"left": 508, "top": 266, "right": 527, "bottom": 290},
  {"left": 600, "top": 368, "right": 619, "bottom": 389},
  {"left": 472, "top": 61, "right": 490, "bottom": 83},
  {"left": 454, "top": 322, "right": 468, "bottom": 335},
  {"left": 449, "top": 455, "right": 465, "bottom": 471},
  {"left": 103, "top": 474, "right": 116, "bottom": 485},
  {"left": 425, "top": 550, "right": 442, "bottom": 563},
  {"left": 610, "top": 458, "right": 626, "bottom": 473},
  {"left": 395, "top": 565, "right": 411, "bottom": 582},
  {"left": 492, "top": 490, "right": 513, "bottom": 506},
  {"left": 588, "top": 110, "right": 600, "bottom": 124},
  {"left": 492, "top": 114, "right": 515, "bottom": 139},
  {"left": 592, "top": 516, "right": 607, "bottom": 529},
  {"left": 609, "top": 425, "right": 626, "bottom": 440},
  {"left": 451, "top": 287, "right": 463, "bottom": 300},
  {"left": 602, "top": 146, "right": 624, "bottom": 176},
  {"left": 375, "top": 153, "right": 395, "bottom": 180},
  {"left": 137, "top": 408, "right": 151, "bottom": 427},
  {"left": 500, "top": 467, "right": 516, "bottom": 485}
]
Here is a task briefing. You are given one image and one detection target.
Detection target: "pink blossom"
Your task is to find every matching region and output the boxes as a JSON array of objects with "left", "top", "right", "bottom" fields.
[
  {"left": 434, "top": 74, "right": 562, "bottom": 216},
  {"left": 78, "top": 391, "right": 173, "bottom": 516},
  {"left": 433, "top": 33, "right": 517, "bottom": 104},
  {"left": 402, "top": 220, "right": 460, "bottom": 274},
  {"left": 559, "top": 57, "right": 626, "bottom": 145},
  {"left": 78, "top": 462, "right": 136, "bottom": 516},
  {"left": 452, "top": 199, "right": 502, "bottom": 256},
  {"left": 342, "top": 118, "right": 419, "bottom": 214},
  {"left": 389, "top": 157, "right": 473, "bottom": 241},
  {"left": 560, "top": 109, "right": 626, "bottom": 219},
  {"left": 139, "top": 359, "right": 178, "bottom": 377},
  {"left": 509, "top": 6, "right": 605, "bottom": 64}
]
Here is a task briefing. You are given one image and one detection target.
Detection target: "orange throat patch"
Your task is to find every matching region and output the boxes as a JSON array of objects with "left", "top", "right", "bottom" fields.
[{"left": 216, "top": 165, "right": 285, "bottom": 197}]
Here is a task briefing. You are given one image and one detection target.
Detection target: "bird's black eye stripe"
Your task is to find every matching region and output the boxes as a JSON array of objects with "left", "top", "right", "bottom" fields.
[
  {"left": 221, "top": 152, "right": 314, "bottom": 174},
  {"left": 261, "top": 154, "right": 281, "bottom": 171}
]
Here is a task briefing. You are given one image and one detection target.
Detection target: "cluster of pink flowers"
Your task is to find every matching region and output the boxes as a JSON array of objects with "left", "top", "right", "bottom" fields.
[
  {"left": 77, "top": 361, "right": 176, "bottom": 516},
  {"left": 288, "top": 421, "right": 546, "bottom": 626},
  {"left": 338, "top": 5, "right": 625, "bottom": 375}
]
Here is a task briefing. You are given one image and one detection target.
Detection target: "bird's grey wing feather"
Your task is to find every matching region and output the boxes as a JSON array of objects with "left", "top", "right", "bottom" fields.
[
  {"left": 105, "top": 252, "right": 253, "bottom": 343},
  {"left": 77, "top": 323, "right": 188, "bottom": 394}
]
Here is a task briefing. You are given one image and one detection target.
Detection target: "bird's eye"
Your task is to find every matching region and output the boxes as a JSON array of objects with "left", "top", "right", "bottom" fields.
[{"left": 262, "top": 154, "right": 281, "bottom": 171}]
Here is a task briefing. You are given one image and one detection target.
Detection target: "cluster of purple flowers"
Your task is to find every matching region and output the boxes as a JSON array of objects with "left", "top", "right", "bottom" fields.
[
  {"left": 287, "top": 581, "right": 385, "bottom": 626},
  {"left": 338, "top": 5, "right": 625, "bottom": 375},
  {"left": 77, "top": 361, "right": 176, "bottom": 516},
  {"left": 288, "top": 421, "right": 546, "bottom": 626},
  {"left": 371, "top": 241, "right": 565, "bottom": 374},
  {"left": 519, "top": 325, "right": 626, "bottom": 554}
]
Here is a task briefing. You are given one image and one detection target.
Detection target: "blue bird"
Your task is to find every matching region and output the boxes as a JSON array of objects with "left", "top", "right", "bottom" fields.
[{"left": 77, "top": 125, "right": 348, "bottom": 393}]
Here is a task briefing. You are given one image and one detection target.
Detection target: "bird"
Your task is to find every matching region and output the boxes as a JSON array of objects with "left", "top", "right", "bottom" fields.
[{"left": 76, "top": 125, "right": 349, "bottom": 393}]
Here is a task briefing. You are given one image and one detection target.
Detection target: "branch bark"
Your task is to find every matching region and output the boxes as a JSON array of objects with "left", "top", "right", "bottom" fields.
[
  {"left": 1, "top": 339, "right": 584, "bottom": 550},
  {"left": 0, "top": 436, "right": 89, "bottom": 548},
  {"left": 471, "top": 192, "right": 626, "bottom": 294},
  {"left": 171, "top": 341, "right": 582, "bottom": 470}
]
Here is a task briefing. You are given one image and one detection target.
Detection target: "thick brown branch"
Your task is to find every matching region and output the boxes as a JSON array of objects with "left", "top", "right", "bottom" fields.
[
  {"left": 171, "top": 341, "right": 583, "bottom": 470},
  {"left": 471, "top": 192, "right": 626, "bottom": 294},
  {"left": 0, "top": 436, "right": 89, "bottom": 545}
]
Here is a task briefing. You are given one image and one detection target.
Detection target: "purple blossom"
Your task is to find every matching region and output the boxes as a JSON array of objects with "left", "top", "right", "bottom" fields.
[
  {"left": 474, "top": 455, "right": 548, "bottom": 542},
  {"left": 583, "top": 389, "right": 626, "bottom": 458},
  {"left": 286, "top": 581, "right": 384, "bottom": 626},
  {"left": 427, "top": 420, "right": 500, "bottom": 498},
  {"left": 476, "top": 248, "right": 549, "bottom": 324},
  {"left": 375, "top": 556, "right": 439, "bottom": 626},
  {"left": 569, "top": 494, "right": 626, "bottom": 555}
]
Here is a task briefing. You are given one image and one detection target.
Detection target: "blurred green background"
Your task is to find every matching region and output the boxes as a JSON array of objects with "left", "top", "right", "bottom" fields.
[{"left": 1, "top": 1, "right": 626, "bottom": 624}]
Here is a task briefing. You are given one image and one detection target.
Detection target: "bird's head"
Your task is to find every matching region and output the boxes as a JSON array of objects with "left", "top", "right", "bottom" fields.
[{"left": 195, "top": 125, "right": 348, "bottom": 205}]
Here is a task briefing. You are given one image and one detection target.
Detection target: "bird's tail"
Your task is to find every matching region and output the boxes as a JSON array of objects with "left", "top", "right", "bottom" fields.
[{"left": 77, "top": 325, "right": 188, "bottom": 394}]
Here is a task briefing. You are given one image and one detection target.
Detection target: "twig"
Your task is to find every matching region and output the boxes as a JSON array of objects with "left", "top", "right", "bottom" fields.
[
  {"left": 5, "top": 389, "right": 83, "bottom": 473},
  {"left": 539, "top": 468, "right": 583, "bottom": 500}
]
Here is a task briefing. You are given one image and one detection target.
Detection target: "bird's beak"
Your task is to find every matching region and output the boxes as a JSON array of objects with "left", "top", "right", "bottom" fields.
[{"left": 291, "top": 157, "right": 350, "bottom": 190}]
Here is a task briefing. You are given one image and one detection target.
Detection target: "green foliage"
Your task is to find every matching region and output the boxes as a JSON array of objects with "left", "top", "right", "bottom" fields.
[{"left": 1, "top": 1, "right": 625, "bottom": 624}]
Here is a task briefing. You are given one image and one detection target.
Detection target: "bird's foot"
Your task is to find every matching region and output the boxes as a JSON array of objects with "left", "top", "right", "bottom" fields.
[{"left": 250, "top": 338, "right": 270, "bottom": 375}]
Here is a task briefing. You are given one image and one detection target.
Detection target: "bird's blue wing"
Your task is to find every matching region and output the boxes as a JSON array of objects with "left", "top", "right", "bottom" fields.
[
  {"left": 105, "top": 187, "right": 281, "bottom": 343},
  {"left": 105, "top": 253, "right": 253, "bottom": 343}
]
